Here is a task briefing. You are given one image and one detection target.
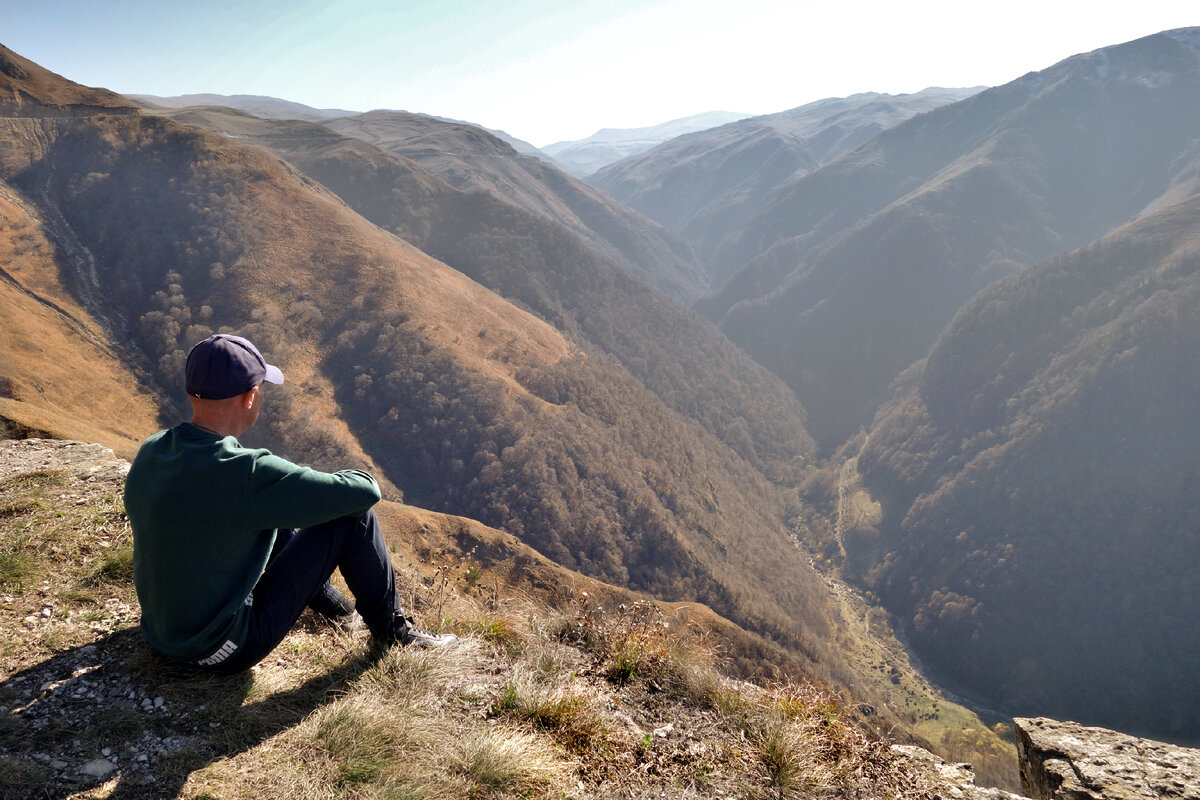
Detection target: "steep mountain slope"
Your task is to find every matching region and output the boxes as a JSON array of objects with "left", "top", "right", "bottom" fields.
[
  {"left": 320, "top": 111, "right": 708, "bottom": 302},
  {"left": 543, "top": 110, "right": 752, "bottom": 177},
  {"left": 0, "top": 44, "right": 840, "bottom": 700},
  {"left": 589, "top": 89, "right": 980, "bottom": 273},
  {"left": 703, "top": 28, "right": 1200, "bottom": 450},
  {"left": 851, "top": 193, "right": 1200, "bottom": 742}
]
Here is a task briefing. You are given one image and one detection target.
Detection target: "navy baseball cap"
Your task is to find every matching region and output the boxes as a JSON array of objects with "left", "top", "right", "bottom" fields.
[{"left": 185, "top": 334, "right": 285, "bottom": 399}]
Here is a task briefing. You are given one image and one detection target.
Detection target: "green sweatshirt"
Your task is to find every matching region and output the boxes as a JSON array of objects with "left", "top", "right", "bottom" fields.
[{"left": 124, "top": 423, "right": 381, "bottom": 663}]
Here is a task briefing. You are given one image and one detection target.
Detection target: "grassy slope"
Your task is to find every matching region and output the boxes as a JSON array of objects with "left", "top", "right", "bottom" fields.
[{"left": 0, "top": 441, "right": 1015, "bottom": 799}]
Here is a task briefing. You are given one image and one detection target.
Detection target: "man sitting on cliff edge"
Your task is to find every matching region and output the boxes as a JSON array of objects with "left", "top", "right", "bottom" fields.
[{"left": 124, "top": 333, "right": 454, "bottom": 672}]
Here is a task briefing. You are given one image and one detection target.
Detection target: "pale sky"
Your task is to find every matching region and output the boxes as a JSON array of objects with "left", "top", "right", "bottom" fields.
[{"left": 2, "top": 1, "right": 1196, "bottom": 147}]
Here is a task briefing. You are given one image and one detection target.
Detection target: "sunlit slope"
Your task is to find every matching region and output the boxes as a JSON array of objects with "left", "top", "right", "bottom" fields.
[{"left": 0, "top": 181, "right": 158, "bottom": 455}]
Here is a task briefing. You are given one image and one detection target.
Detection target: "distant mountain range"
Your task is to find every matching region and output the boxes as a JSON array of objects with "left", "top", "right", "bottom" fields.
[
  {"left": 589, "top": 88, "right": 983, "bottom": 273},
  {"left": 695, "top": 30, "right": 1200, "bottom": 452},
  {"left": 542, "top": 111, "right": 754, "bottom": 177}
]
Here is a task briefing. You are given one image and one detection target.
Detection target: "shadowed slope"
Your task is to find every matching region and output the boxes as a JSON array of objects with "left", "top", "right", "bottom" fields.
[
  {"left": 854, "top": 193, "right": 1200, "bottom": 741},
  {"left": 704, "top": 28, "right": 1200, "bottom": 450}
]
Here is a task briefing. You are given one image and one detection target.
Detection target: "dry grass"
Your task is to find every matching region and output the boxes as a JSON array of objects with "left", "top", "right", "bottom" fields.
[
  {"left": 0, "top": 194, "right": 159, "bottom": 458},
  {"left": 0, "top": 447, "right": 986, "bottom": 800},
  {"left": 491, "top": 664, "right": 609, "bottom": 751},
  {"left": 554, "top": 593, "right": 726, "bottom": 704},
  {"left": 310, "top": 696, "right": 433, "bottom": 788},
  {"left": 456, "top": 726, "right": 567, "bottom": 797}
]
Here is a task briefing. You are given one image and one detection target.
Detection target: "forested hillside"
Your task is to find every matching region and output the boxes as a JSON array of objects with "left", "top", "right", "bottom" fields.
[
  {"left": 850, "top": 194, "right": 1200, "bottom": 741},
  {"left": 320, "top": 111, "right": 709, "bottom": 303}
]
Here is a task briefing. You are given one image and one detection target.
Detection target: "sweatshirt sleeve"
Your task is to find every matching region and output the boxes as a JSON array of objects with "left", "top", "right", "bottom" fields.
[{"left": 241, "top": 450, "right": 382, "bottom": 530}]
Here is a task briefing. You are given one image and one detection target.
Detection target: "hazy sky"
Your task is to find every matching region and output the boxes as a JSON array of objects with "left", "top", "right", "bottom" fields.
[{"left": 3, "top": 1, "right": 1196, "bottom": 146}]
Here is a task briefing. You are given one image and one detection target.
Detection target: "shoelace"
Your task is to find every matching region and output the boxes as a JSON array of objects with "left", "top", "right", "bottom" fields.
[{"left": 406, "top": 624, "right": 438, "bottom": 638}]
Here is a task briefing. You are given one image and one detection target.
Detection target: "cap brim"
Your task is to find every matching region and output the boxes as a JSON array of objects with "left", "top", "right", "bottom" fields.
[{"left": 263, "top": 364, "right": 285, "bottom": 385}]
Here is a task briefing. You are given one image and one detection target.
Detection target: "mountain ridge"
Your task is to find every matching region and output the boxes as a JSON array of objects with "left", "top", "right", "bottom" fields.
[
  {"left": 127, "top": 92, "right": 360, "bottom": 120},
  {"left": 543, "top": 110, "right": 753, "bottom": 177},
  {"left": 589, "top": 87, "right": 982, "bottom": 277},
  {"left": 318, "top": 109, "right": 711, "bottom": 302}
]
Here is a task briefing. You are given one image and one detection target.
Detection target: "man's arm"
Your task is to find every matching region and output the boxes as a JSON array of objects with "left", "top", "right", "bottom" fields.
[{"left": 242, "top": 451, "right": 383, "bottom": 530}]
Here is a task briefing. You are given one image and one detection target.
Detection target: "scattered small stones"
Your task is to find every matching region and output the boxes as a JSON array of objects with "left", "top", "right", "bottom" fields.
[{"left": 0, "top": 440, "right": 192, "bottom": 791}]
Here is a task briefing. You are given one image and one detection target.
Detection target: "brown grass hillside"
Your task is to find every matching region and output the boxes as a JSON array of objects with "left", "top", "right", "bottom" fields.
[{"left": 0, "top": 180, "right": 157, "bottom": 456}]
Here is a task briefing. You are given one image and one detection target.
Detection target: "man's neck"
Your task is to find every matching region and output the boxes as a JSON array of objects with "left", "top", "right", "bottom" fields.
[
  {"left": 189, "top": 419, "right": 229, "bottom": 437},
  {"left": 189, "top": 412, "right": 245, "bottom": 438},
  {"left": 188, "top": 388, "right": 257, "bottom": 438}
]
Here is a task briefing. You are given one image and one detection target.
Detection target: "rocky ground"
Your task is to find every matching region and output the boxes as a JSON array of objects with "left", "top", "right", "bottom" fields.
[{"left": 0, "top": 439, "right": 208, "bottom": 795}]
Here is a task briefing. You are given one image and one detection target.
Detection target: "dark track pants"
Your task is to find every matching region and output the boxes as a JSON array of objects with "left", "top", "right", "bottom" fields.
[{"left": 206, "top": 509, "right": 400, "bottom": 673}]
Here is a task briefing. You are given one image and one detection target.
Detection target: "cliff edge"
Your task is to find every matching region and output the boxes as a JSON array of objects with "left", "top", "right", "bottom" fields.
[{"left": 1016, "top": 717, "right": 1200, "bottom": 800}]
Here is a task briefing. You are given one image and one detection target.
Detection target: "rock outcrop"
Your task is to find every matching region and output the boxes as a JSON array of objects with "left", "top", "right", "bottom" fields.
[
  {"left": 891, "top": 745, "right": 1025, "bottom": 799},
  {"left": 1015, "top": 717, "right": 1200, "bottom": 800}
]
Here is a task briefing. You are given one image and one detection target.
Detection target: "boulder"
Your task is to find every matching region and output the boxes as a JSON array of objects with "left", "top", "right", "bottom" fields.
[{"left": 1015, "top": 717, "right": 1200, "bottom": 800}]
